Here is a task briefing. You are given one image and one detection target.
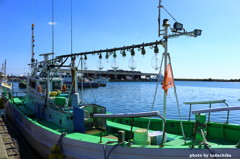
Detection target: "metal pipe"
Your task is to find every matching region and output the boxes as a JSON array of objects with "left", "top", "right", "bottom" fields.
[
  {"left": 58, "top": 40, "right": 163, "bottom": 58},
  {"left": 188, "top": 104, "right": 192, "bottom": 121},
  {"left": 129, "top": 117, "right": 134, "bottom": 143},
  {"left": 208, "top": 103, "right": 211, "bottom": 122}
]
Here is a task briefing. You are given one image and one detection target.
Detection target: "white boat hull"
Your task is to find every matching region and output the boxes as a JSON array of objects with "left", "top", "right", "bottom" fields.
[{"left": 6, "top": 103, "right": 240, "bottom": 159}]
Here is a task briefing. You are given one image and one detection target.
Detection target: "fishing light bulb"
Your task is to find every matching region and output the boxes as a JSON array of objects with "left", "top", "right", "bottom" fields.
[
  {"left": 83, "top": 60, "right": 88, "bottom": 70},
  {"left": 97, "top": 59, "right": 104, "bottom": 70},
  {"left": 83, "top": 55, "right": 88, "bottom": 70},
  {"left": 111, "top": 58, "right": 119, "bottom": 71},
  {"left": 151, "top": 53, "right": 160, "bottom": 70},
  {"left": 97, "top": 53, "right": 104, "bottom": 70},
  {"left": 111, "top": 52, "right": 119, "bottom": 71},
  {"left": 128, "top": 56, "right": 137, "bottom": 71},
  {"left": 121, "top": 50, "right": 126, "bottom": 60}
]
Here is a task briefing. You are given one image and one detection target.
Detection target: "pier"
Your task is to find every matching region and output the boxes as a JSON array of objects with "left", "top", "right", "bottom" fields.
[{"left": 0, "top": 117, "right": 19, "bottom": 159}]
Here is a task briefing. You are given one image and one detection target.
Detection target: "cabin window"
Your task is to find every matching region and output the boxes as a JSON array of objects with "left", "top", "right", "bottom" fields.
[
  {"left": 39, "top": 82, "right": 47, "bottom": 93},
  {"left": 52, "top": 81, "right": 61, "bottom": 90},
  {"left": 59, "top": 119, "right": 62, "bottom": 125},
  {"left": 29, "top": 80, "right": 36, "bottom": 88}
]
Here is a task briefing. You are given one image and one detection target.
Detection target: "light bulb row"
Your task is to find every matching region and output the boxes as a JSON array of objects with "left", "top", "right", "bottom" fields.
[{"left": 83, "top": 52, "right": 160, "bottom": 71}]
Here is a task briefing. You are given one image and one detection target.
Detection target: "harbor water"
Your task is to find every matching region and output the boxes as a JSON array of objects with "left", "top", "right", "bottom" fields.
[
  {"left": 81, "top": 81, "right": 240, "bottom": 124},
  {"left": 12, "top": 81, "right": 240, "bottom": 124}
]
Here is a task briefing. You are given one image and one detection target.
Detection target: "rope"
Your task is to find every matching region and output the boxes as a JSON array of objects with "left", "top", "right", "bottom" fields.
[
  {"left": 103, "top": 141, "right": 125, "bottom": 159},
  {"left": 147, "top": 54, "right": 164, "bottom": 131},
  {"left": 76, "top": 56, "right": 97, "bottom": 104},
  {"left": 84, "top": 71, "right": 97, "bottom": 103},
  {"left": 50, "top": 57, "right": 69, "bottom": 81},
  {"left": 168, "top": 54, "right": 186, "bottom": 143}
]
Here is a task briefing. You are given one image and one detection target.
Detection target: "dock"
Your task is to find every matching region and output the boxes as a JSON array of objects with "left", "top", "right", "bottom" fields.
[{"left": 0, "top": 117, "right": 19, "bottom": 159}]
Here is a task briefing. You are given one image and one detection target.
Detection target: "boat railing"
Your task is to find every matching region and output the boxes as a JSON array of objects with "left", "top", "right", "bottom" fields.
[
  {"left": 192, "top": 106, "right": 240, "bottom": 124},
  {"left": 93, "top": 111, "right": 166, "bottom": 147},
  {"left": 183, "top": 99, "right": 229, "bottom": 123},
  {"left": 11, "top": 91, "right": 27, "bottom": 98},
  {"left": 192, "top": 106, "right": 240, "bottom": 114}
]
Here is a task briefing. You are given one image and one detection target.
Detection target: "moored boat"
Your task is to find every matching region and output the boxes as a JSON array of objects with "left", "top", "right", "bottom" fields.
[
  {"left": 4, "top": 1, "right": 240, "bottom": 159},
  {"left": 61, "top": 73, "right": 101, "bottom": 88}
]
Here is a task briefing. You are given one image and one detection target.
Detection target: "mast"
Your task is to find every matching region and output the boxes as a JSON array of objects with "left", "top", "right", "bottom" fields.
[
  {"left": 31, "top": 24, "right": 35, "bottom": 70},
  {"left": 3, "top": 59, "right": 6, "bottom": 75},
  {"left": 31, "top": 24, "right": 37, "bottom": 78},
  {"left": 70, "top": 0, "right": 78, "bottom": 94},
  {"left": 162, "top": 19, "right": 170, "bottom": 119}
]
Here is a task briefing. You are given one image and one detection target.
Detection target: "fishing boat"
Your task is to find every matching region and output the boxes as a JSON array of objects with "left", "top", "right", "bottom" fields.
[
  {"left": 92, "top": 76, "right": 109, "bottom": 84},
  {"left": 5, "top": 1, "right": 240, "bottom": 159},
  {"left": 61, "top": 73, "right": 100, "bottom": 88},
  {"left": 149, "top": 74, "right": 163, "bottom": 82},
  {"left": 0, "top": 60, "right": 8, "bottom": 86},
  {"left": 0, "top": 59, "right": 12, "bottom": 109}
]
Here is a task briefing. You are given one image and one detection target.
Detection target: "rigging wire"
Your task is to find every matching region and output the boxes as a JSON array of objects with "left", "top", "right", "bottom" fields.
[
  {"left": 80, "top": 56, "right": 84, "bottom": 102},
  {"left": 50, "top": 57, "right": 69, "bottom": 81},
  {"left": 161, "top": 5, "right": 178, "bottom": 22},
  {"left": 168, "top": 54, "right": 186, "bottom": 143},
  {"left": 85, "top": 72, "right": 97, "bottom": 104},
  {"left": 147, "top": 54, "right": 164, "bottom": 131},
  {"left": 76, "top": 56, "right": 97, "bottom": 104},
  {"left": 24, "top": 41, "right": 32, "bottom": 75}
]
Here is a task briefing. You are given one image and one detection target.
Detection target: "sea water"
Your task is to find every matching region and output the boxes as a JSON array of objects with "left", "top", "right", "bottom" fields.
[
  {"left": 11, "top": 81, "right": 240, "bottom": 124},
  {"left": 81, "top": 81, "right": 240, "bottom": 124}
]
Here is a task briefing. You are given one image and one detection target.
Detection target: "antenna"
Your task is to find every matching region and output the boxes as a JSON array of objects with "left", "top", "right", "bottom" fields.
[
  {"left": 158, "top": 0, "right": 162, "bottom": 37},
  {"left": 71, "top": 0, "right": 73, "bottom": 55},
  {"left": 52, "top": 0, "right": 55, "bottom": 62}
]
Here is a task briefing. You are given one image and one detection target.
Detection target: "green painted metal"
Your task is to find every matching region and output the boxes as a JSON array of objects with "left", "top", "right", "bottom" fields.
[{"left": 8, "top": 97, "right": 240, "bottom": 149}]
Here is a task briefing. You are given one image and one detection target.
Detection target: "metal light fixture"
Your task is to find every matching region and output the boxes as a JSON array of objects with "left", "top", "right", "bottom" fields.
[
  {"left": 173, "top": 22, "right": 183, "bottom": 31},
  {"left": 194, "top": 29, "right": 202, "bottom": 36},
  {"left": 141, "top": 47, "right": 146, "bottom": 56},
  {"left": 154, "top": 45, "right": 159, "bottom": 53},
  {"left": 163, "top": 19, "right": 170, "bottom": 26},
  {"left": 121, "top": 50, "right": 126, "bottom": 59},
  {"left": 97, "top": 53, "right": 104, "bottom": 70},
  {"left": 105, "top": 52, "right": 109, "bottom": 63}
]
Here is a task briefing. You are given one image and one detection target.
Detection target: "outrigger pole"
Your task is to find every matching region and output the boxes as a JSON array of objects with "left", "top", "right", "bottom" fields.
[{"left": 57, "top": 41, "right": 163, "bottom": 58}]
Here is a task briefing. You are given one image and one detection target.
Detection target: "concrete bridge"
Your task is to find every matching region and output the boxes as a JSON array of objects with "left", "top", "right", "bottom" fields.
[{"left": 59, "top": 69, "right": 158, "bottom": 80}]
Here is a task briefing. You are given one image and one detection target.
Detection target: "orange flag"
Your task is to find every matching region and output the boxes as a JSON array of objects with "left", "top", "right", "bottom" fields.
[{"left": 162, "top": 64, "right": 174, "bottom": 94}]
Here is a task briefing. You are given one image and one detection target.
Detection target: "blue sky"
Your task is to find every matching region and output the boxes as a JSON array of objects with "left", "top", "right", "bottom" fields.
[{"left": 1, "top": 0, "right": 240, "bottom": 79}]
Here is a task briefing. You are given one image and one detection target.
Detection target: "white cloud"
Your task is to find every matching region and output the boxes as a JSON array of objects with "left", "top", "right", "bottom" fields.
[{"left": 48, "top": 22, "right": 57, "bottom": 25}]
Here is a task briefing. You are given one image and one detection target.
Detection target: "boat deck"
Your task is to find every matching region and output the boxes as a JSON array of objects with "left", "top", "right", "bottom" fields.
[{"left": 9, "top": 98, "right": 240, "bottom": 149}]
